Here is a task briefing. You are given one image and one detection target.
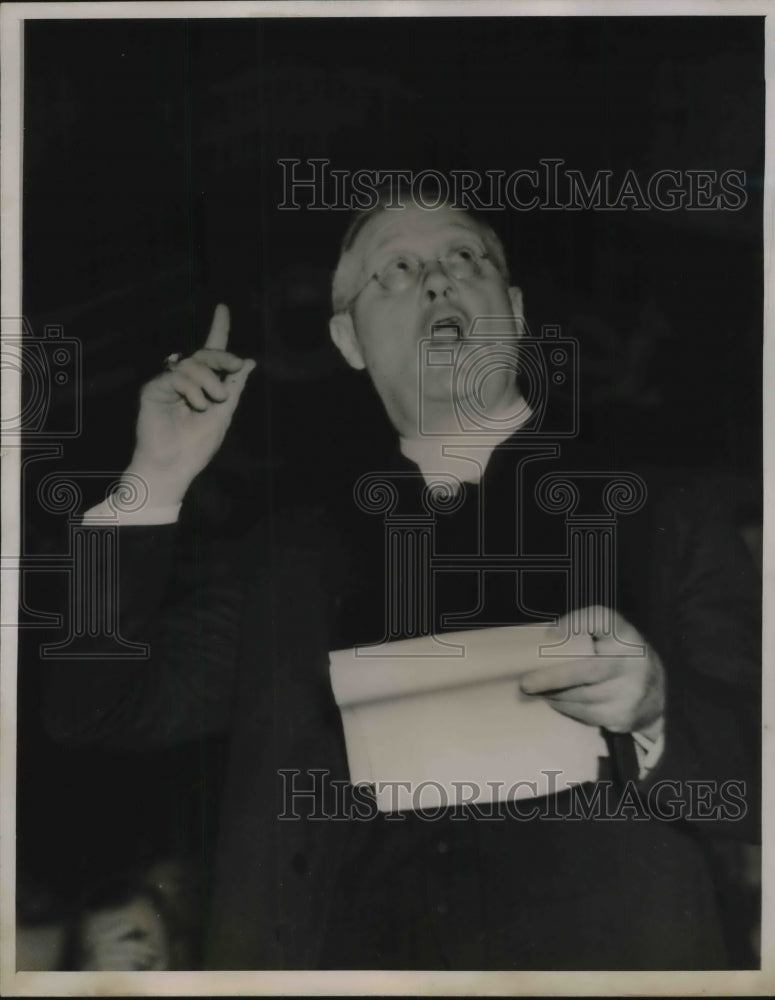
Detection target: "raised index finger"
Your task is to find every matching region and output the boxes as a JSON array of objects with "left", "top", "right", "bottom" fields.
[{"left": 203, "top": 303, "right": 230, "bottom": 350}]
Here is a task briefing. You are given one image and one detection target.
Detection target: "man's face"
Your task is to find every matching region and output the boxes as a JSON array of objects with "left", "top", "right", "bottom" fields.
[
  {"left": 330, "top": 204, "right": 524, "bottom": 433},
  {"left": 79, "top": 895, "right": 170, "bottom": 971}
]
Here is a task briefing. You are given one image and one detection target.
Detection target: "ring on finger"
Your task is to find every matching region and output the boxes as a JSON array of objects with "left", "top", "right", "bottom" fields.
[{"left": 163, "top": 352, "right": 184, "bottom": 371}]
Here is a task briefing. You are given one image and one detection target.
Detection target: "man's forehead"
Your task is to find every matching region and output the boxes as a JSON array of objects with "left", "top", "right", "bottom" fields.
[{"left": 352, "top": 205, "right": 482, "bottom": 259}]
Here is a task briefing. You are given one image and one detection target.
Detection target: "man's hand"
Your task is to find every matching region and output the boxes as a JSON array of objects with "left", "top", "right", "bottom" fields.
[
  {"left": 519, "top": 606, "right": 665, "bottom": 735},
  {"left": 125, "top": 304, "right": 256, "bottom": 506}
]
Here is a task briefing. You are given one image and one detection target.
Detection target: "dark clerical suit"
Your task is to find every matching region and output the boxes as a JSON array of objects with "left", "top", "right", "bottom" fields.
[{"left": 43, "top": 418, "right": 760, "bottom": 970}]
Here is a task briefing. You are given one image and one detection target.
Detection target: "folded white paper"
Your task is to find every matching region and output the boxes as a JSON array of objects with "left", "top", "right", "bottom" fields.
[{"left": 329, "top": 625, "right": 608, "bottom": 812}]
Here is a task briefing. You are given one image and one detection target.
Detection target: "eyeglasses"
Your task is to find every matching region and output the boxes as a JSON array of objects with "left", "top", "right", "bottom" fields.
[{"left": 345, "top": 243, "right": 492, "bottom": 310}]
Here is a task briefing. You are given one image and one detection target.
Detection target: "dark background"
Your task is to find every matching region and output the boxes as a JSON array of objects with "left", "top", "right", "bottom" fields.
[{"left": 17, "top": 14, "right": 763, "bottom": 959}]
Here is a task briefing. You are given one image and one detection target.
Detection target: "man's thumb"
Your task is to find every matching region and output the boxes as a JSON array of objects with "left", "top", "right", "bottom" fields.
[
  {"left": 222, "top": 358, "right": 257, "bottom": 410},
  {"left": 238, "top": 358, "right": 257, "bottom": 380}
]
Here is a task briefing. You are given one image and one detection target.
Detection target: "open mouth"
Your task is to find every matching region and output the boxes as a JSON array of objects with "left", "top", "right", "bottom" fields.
[{"left": 430, "top": 315, "right": 464, "bottom": 340}]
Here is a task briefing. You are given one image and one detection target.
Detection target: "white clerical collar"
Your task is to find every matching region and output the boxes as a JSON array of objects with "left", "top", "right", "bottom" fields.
[{"left": 399, "top": 401, "right": 533, "bottom": 488}]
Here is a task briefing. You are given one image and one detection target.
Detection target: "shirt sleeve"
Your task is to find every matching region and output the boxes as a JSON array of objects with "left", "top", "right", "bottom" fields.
[
  {"left": 81, "top": 496, "right": 182, "bottom": 525},
  {"left": 632, "top": 726, "right": 665, "bottom": 779}
]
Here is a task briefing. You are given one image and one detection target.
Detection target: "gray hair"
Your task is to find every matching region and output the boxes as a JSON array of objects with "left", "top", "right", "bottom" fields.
[{"left": 330, "top": 184, "right": 512, "bottom": 314}]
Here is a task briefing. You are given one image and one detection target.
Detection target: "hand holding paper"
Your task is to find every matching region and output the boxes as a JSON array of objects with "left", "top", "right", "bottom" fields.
[
  {"left": 519, "top": 606, "right": 665, "bottom": 736},
  {"left": 329, "top": 622, "right": 613, "bottom": 812}
]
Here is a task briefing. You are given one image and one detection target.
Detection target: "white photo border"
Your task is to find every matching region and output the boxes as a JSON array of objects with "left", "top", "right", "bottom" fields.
[{"left": 1, "top": 1, "right": 772, "bottom": 995}]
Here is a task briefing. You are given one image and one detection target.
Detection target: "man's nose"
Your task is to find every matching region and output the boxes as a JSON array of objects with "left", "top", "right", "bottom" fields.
[{"left": 422, "top": 259, "right": 454, "bottom": 300}]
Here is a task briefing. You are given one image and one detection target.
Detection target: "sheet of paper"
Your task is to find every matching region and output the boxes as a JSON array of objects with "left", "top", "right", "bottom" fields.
[{"left": 329, "top": 625, "right": 608, "bottom": 812}]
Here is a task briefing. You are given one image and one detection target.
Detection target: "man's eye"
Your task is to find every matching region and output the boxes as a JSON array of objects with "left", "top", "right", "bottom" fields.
[
  {"left": 449, "top": 246, "right": 476, "bottom": 262},
  {"left": 381, "top": 257, "right": 415, "bottom": 282}
]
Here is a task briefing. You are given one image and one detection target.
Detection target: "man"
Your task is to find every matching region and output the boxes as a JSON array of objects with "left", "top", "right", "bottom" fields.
[{"left": 43, "top": 191, "right": 760, "bottom": 970}]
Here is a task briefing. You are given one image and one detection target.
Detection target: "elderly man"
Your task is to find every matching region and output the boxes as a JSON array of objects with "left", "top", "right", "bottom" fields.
[{"left": 44, "top": 191, "right": 760, "bottom": 970}]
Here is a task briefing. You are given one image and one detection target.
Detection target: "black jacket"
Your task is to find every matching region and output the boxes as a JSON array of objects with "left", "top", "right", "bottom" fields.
[{"left": 42, "top": 433, "right": 761, "bottom": 969}]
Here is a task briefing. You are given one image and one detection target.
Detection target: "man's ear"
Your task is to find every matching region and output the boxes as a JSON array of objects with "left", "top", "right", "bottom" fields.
[
  {"left": 329, "top": 312, "right": 366, "bottom": 370},
  {"left": 508, "top": 286, "right": 526, "bottom": 337}
]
